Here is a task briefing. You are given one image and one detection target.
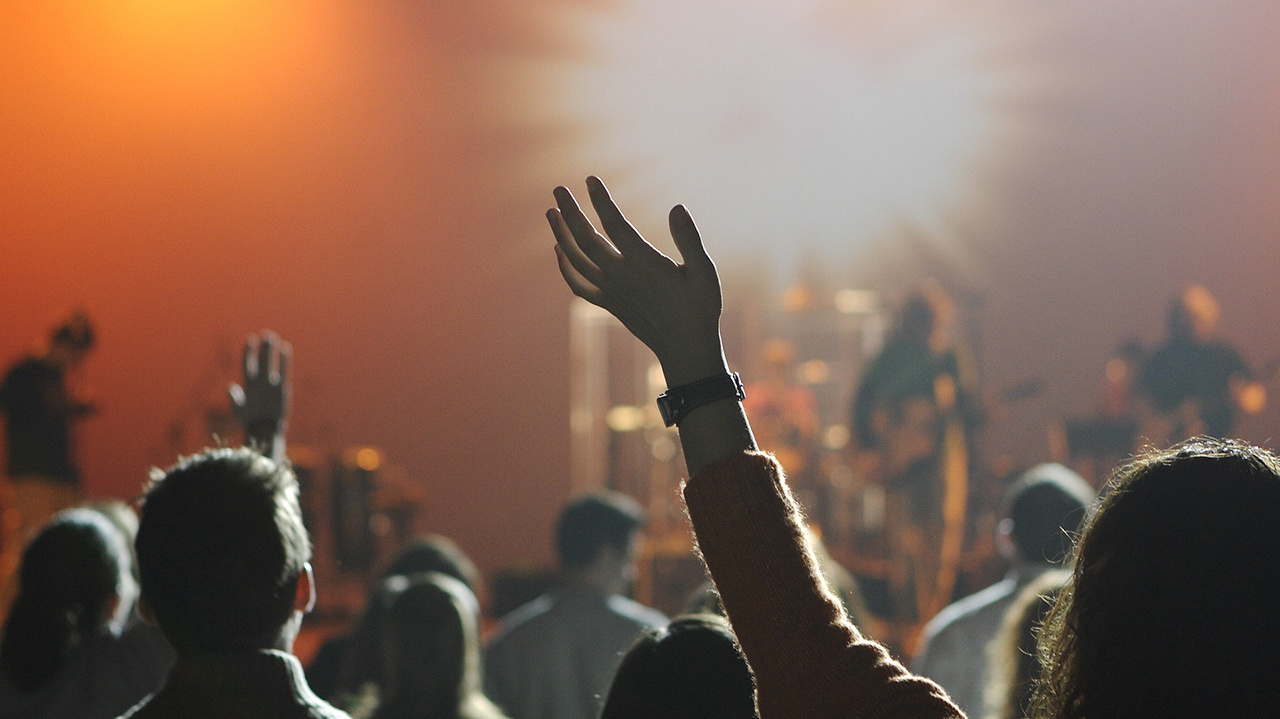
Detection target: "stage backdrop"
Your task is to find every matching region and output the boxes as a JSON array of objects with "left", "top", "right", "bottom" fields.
[{"left": 2, "top": 0, "right": 1278, "bottom": 576}]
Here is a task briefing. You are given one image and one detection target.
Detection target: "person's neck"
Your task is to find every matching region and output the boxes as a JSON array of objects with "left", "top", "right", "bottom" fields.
[
  {"left": 562, "top": 566, "right": 624, "bottom": 597},
  {"left": 177, "top": 623, "right": 299, "bottom": 658}
]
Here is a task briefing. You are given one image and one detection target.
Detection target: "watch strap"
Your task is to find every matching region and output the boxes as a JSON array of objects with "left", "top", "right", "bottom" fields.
[{"left": 656, "top": 372, "right": 745, "bottom": 427}]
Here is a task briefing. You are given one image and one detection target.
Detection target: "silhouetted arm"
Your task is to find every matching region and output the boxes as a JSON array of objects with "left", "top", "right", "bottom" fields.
[
  {"left": 550, "top": 177, "right": 755, "bottom": 475},
  {"left": 549, "top": 178, "right": 960, "bottom": 719},
  {"left": 229, "top": 331, "right": 291, "bottom": 462}
]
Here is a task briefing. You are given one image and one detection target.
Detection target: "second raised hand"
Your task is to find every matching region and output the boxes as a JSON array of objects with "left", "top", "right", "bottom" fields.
[{"left": 550, "top": 177, "right": 728, "bottom": 387}]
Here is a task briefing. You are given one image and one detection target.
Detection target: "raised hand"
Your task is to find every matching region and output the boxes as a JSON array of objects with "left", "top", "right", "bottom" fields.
[
  {"left": 229, "top": 331, "right": 291, "bottom": 461},
  {"left": 551, "top": 176, "right": 728, "bottom": 388},
  {"left": 550, "top": 177, "right": 755, "bottom": 474}
]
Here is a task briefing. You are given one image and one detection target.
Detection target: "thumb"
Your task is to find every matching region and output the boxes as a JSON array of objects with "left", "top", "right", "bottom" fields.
[
  {"left": 228, "top": 383, "right": 246, "bottom": 409},
  {"left": 668, "top": 205, "right": 716, "bottom": 279}
]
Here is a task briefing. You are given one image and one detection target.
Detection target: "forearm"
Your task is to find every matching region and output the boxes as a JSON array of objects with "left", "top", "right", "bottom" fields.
[
  {"left": 244, "top": 420, "right": 286, "bottom": 464},
  {"left": 659, "top": 342, "right": 758, "bottom": 476},
  {"left": 675, "top": 397, "right": 757, "bottom": 477},
  {"left": 684, "top": 452, "right": 960, "bottom": 719}
]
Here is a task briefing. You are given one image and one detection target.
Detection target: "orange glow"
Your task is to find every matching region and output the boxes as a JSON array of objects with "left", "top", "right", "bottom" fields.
[
  {"left": 1104, "top": 358, "right": 1129, "bottom": 384},
  {"left": 11, "top": 0, "right": 337, "bottom": 132},
  {"left": 355, "top": 448, "right": 382, "bottom": 472},
  {"left": 89, "top": 0, "right": 296, "bottom": 67}
]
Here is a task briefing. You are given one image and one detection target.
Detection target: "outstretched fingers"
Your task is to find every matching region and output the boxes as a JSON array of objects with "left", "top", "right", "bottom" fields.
[
  {"left": 243, "top": 335, "right": 260, "bottom": 381},
  {"left": 273, "top": 339, "right": 292, "bottom": 387},
  {"left": 554, "top": 186, "right": 622, "bottom": 271},
  {"left": 586, "top": 176, "right": 663, "bottom": 262},
  {"left": 668, "top": 205, "right": 716, "bottom": 279},
  {"left": 549, "top": 208, "right": 607, "bottom": 286},
  {"left": 555, "top": 244, "right": 606, "bottom": 306},
  {"left": 258, "top": 332, "right": 282, "bottom": 384}
]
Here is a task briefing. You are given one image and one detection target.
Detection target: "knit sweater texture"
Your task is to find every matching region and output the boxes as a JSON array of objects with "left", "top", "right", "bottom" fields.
[{"left": 683, "top": 450, "right": 963, "bottom": 719}]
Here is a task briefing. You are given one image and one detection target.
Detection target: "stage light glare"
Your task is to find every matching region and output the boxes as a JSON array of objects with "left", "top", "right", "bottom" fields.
[
  {"left": 823, "top": 424, "right": 851, "bottom": 451},
  {"left": 1105, "top": 358, "right": 1129, "bottom": 384},
  {"left": 80, "top": 0, "right": 300, "bottom": 89},
  {"left": 799, "top": 359, "right": 831, "bottom": 385},
  {"left": 606, "top": 405, "right": 648, "bottom": 433},
  {"left": 528, "top": 0, "right": 1033, "bottom": 268},
  {"left": 355, "top": 447, "right": 382, "bottom": 472},
  {"left": 836, "top": 289, "right": 880, "bottom": 315},
  {"left": 782, "top": 285, "right": 815, "bottom": 313}
]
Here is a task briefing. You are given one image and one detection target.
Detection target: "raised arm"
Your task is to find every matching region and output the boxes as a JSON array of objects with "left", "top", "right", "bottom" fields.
[
  {"left": 549, "top": 178, "right": 960, "bottom": 719},
  {"left": 228, "top": 331, "right": 291, "bottom": 463},
  {"left": 551, "top": 177, "right": 755, "bottom": 475}
]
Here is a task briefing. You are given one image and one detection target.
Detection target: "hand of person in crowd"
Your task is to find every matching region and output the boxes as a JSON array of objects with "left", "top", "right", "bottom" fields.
[
  {"left": 550, "top": 177, "right": 755, "bottom": 474},
  {"left": 229, "top": 331, "right": 291, "bottom": 462},
  {"left": 551, "top": 176, "right": 726, "bottom": 387}
]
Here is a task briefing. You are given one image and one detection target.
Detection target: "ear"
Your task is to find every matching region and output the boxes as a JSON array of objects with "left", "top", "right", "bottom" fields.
[
  {"left": 137, "top": 593, "right": 158, "bottom": 626},
  {"left": 294, "top": 562, "right": 316, "bottom": 614},
  {"left": 996, "top": 517, "right": 1017, "bottom": 561}
]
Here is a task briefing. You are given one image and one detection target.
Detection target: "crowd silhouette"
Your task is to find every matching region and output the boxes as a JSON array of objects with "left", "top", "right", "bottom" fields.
[{"left": 1, "top": 178, "right": 1278, "bottom": 719}]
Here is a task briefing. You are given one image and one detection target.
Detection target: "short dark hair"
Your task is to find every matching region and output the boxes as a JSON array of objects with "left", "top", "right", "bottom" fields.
[
  {"left": 136, "top": 447, "right": 310, "bottom": 654},
  {"left": 555, "top": 491, "right": 644, "bottom": 569},
  {"left": 602, "top": 614, "right": 757, "bottom": 719},
  {"left": 51, "top": 312, "right": 95, "bottom": 352},
  {"left": 371, "top": 572, "right": 505, "bottom": 719},
  {"left": 381, "top": 535, "right": 482, "bottom": 595},
  {"left": 1003, "top": 463, "right": 1094, "bottom": 564}
]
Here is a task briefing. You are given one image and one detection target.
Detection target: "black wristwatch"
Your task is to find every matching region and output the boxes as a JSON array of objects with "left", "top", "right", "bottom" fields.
[{"left": 656, "top": 372, "right": 745, "bottom": 427}]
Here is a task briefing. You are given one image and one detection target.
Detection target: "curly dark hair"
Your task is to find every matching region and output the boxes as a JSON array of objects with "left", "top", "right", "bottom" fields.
[{"left": 1031, "top": 438, "right": 1280, "bottom": 719}]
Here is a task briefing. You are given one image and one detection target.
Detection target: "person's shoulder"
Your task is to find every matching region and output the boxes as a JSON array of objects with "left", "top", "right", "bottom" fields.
[
  {"left": 485, "top": 593, "right": 557, "bottom": 648},
  {"left": 1203, "top": 341, "right": 1247, "bottom": 366},
  {"left": 307, "top": 698, "right": 353, "bottom": 719},
  {"left": 113, "top": 692, "right": 155, "bottom": 719},
  {"left": 604, "top": 595, "right": 667, "bottom": 629},
  {"left": 1141, "top": 342, "right": 1180, "bottom": 369},
  {"left": 0, "top": 357, "right": 40, "bottom": 391},
  {"left": 921, "top": 577, "right": 1018, "bottom": 639}
]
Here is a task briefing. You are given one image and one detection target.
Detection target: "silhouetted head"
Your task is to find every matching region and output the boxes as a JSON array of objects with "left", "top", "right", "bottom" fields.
[
  {"left": 895, "top": 282, "right": 954, "bottom": 350},
  {"left": 1033, "top": 438, "right": 1280, "bottom": 718},
  {"left": 1167, "top": 284, "right": 1220, "bottom": 343},
  {"left": 555, "top": 491, "right": 644, "bottom": 575},
  {"left": 380, "top": 535, "right": 482, "bottom": 597},
  {"left": 337, "top": 534, "right": 485, "bottom": 700},
  {"left": 371, "top": 572, "right": 505, "bottom": 719},
  {"left": 47, "top": 312, "right": 95, "bottom": 368},
  {"left": 999, "top": 464, "right": 1095, "bottom": 566},
  {"left": 135, "top": 447, "right": 312, "bottom": 655},
  {"left": 0, "top": 508, "right": 134, "bottom": 691},
  {"left": 601, "top": 614, "right": 757, "bottom": 719},
  {"left": 90, "top": 500, "right": 141, "bottom": 581},
  {"left": 896, "top": 294, "right": 937, "bottom": 347}
]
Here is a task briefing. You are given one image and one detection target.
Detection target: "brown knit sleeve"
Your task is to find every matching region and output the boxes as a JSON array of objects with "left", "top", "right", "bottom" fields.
[{"left": 683, "top": 451, "right": 963, "bottom": 719}]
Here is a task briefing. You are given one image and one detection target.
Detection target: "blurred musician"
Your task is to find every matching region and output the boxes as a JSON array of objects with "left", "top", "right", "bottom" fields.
[
  {"left": 1138, "top": 285, "right": 1265, "bottom": 444},
  {"left": 851, "top": 284, "right": 981, "bottom": 642},
  {"left": 0, "top": 313, "right": 98, "bottom": 612}
]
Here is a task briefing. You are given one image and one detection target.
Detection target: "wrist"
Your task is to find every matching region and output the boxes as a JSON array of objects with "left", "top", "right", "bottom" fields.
[
  {"left": 245, "top": 419, "right": 283, "bottom": 445},
  {"left": 657, "top": 372, "right": 745, "bottom": 428},
  {"left": 658, "top": 344, "right": 729, "bottom": 389}
]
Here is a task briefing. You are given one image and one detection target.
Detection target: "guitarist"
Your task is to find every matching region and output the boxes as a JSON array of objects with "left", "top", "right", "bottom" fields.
[
  {"left": 851, "top": 285, "right": 982, "bottom": 645},
  {"left": 1138, "top": 285, "right": 1265, "bottom": 444}
]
